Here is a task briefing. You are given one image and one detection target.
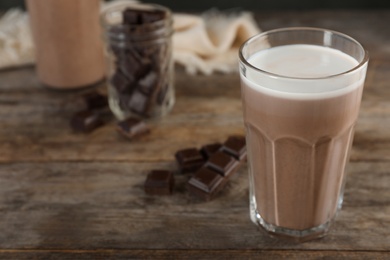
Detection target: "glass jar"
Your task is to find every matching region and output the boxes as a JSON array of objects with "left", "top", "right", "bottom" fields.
[{"left": 101, "top": 3, "right": 175, "bottom": 120}]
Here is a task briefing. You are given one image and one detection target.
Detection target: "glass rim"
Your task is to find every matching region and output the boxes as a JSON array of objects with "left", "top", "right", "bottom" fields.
[{"left": 239, "top": 27, "right": 369, "bottom": 80}]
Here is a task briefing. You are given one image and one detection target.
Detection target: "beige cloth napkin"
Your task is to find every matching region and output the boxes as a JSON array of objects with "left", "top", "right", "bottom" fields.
[
  {"left": 0, "top": 2, "right": 260, "bottom": 75},
  {"left": 173, "top": 10, "right": 260, "bottom": 75},
  {"left": 0, "top": 9, "right": 34, "bottom": 70}
]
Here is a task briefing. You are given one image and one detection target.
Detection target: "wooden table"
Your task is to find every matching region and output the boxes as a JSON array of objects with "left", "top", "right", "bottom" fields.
[{"left": 0, "top": 10, "right": 389, "bottom": 259}]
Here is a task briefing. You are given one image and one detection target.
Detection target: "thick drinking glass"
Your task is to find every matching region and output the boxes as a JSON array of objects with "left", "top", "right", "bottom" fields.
[{"left": 239, "top": 27, "right": 368, "bottom": 241}]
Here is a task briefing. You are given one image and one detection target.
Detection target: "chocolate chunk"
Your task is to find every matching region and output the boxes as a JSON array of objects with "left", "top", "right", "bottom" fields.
[
  {"left": 144, "top": 46, "right": 165, "bottom": 69},
  {"left": 220, "top": 136, "right": 247, "bottom": 160},
  {"left": 128, "top": 89, "right": 152, "bottom": 116},
  {"left": 140, "top": 9, "right": 166, "bottom": 24},
  {"left": 123, "top": 8, "right": 166, "bottom": 25},
  {"left": 200, "top": 143, "right": 222, "bottom": 160},
  {"left": 83, "top": 92, "right": 108, "bottom": 110},
  {"left": 70, "top": 110, "right": 104, "bottom": 133},
  {"left": 184, "top": 136, "right": 247, "bottom": 201},
  {"left": 123, "top": 8, "right": 142, "bottom": 25},
  {"left": 110, "top": 44, "right": 127, "bottom": 59},
  {"left": 205, "top": 151, "right": 239, "bottom": 177},
  {"left": 132, "top": 45, "right": 148, "bottom": 59},
  {"left": 118, "top": 93, "right": 131, "bottom": 110},
  {"left": 118, "top": 51, "right": 151, "bottom": 81},
  {"left": 187, "top": 167, "right": 225, "bottom": 201},
  {"left": 116, "top": 117, "right": 150, "bottom": 139},
  {"left": 137, "top": 71, "right": 158, "bottom": 95},
  {"left": 175, "top": 148, "right": 205, "bottom": 173},
  {"left": 109, "top": 26, "right": 128, "bottom": 38},
  {"left": 144, "top": 170, "right": 174, "bottom": 195},
  {"left": 111, "top": 69, "right": 135, "bottom": 93}
]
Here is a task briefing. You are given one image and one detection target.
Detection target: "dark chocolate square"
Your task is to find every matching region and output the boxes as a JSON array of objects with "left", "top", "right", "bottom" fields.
[
  {"left": 144, "top": 170, "right": 174, "bottom": 195},
  {"left": 205, "top": 151, "right": 239, "bottom": 177},
  {"left": 175, "top": 148, "right": 205, "bottom": 173},
  {"left": 118, "top": 51, "right": 151, "bottom": 81},
  {"left": 128, "top": 89, "right": 152, "bottom": 116},
  {"left": 70, "top": 110, "right": 104, "bottom": 133},
  {"left": 200, "top": 143, "right": 222, "bottom": 160},
  {"left": 137, "top": 71, "right": 158, "bottom": 95},
  {"left": 111, "top": 44, "right": 128, "bottom": 59},
  {"left": 123, "top": 8, "right": 166, "bottom": 25},
  {"left": 187, "top": 167, "right": 225, "bottom": 201},
  {"left": 133, "top": 45, "right": 148, "bottom": 59},
  {"left": 140, "top": 9, "right": 166, "bottom": 23},
  {"left": 116, "top": 117, "right": 150, "bottom": 139},
  {"left": 220, "top": 135, "right": 247, "bottom": 160},
  {"left": 123, "top": 8, "right": 143, "bottom": 25},
  {"left": 83, "top": 92, "right": 108, "bottom": 110},
  {"left": 118, "top": 93, "right": 131, "bottom": 110},
  {"left": 111, "top": 69, "right": 135, "bottom": 93},
  {"left": 145, "top": 46, "right": 163, "bottom": 68}
]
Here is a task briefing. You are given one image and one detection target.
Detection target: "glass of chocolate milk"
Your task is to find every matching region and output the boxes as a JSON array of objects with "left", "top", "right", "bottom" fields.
[
  {"left": 26, "top": 0, "right": 105, "bottom": 90},
  {"left": 239, "top": 27, "right": 368, "bottom": 241}
]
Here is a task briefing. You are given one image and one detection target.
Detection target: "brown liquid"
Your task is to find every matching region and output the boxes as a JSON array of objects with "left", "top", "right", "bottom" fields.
[
  {"left": 27, "top": 0, "right": 105, "bottom": 89},
  {"left": 241, "top": 81, "right": 364, "bottom": 230}
]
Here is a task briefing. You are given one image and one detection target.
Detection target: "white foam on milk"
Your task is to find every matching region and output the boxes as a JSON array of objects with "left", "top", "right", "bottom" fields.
[{"left": 243, "top": 44, "right": 364, "bottom": 99}]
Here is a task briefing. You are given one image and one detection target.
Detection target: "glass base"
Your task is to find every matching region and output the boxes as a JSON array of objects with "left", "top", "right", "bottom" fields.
[
  {"left": 250, "top": 196, "right": 342, "bottom": 242},
  {"left": 42, "top": 77, "right": 106, "bottom": 91}
]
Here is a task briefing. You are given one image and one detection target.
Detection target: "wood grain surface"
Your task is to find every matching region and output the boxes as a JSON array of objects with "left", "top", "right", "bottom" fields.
[{"left": 0, "top": 10, "right": 389, "bottom": 259}]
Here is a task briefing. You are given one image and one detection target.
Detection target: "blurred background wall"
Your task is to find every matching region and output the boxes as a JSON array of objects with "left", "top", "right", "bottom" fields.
[{"left": 0, "top": 0, "right": 389, "bottom": 11}]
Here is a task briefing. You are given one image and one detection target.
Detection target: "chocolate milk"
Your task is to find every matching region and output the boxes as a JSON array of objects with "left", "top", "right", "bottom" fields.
[
  {"left": 240, "top": 44, "right": 367, "bottom": 231},
  {"left": 26, "top": 0, "right": 105, "bottom": 89}
]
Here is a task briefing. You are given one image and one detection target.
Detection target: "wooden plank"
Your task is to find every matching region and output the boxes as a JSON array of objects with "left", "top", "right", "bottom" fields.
[
  {"left": 0, "top": 161, "right": 388, "bottom": 250},
  {"left": 0, "top": 250, "right": 388, "bottom": 260}
]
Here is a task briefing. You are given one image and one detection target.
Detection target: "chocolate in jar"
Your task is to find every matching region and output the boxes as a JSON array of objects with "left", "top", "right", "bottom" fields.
[{"left": 101, "top": 3, "right": 175, "bottom": 120}]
